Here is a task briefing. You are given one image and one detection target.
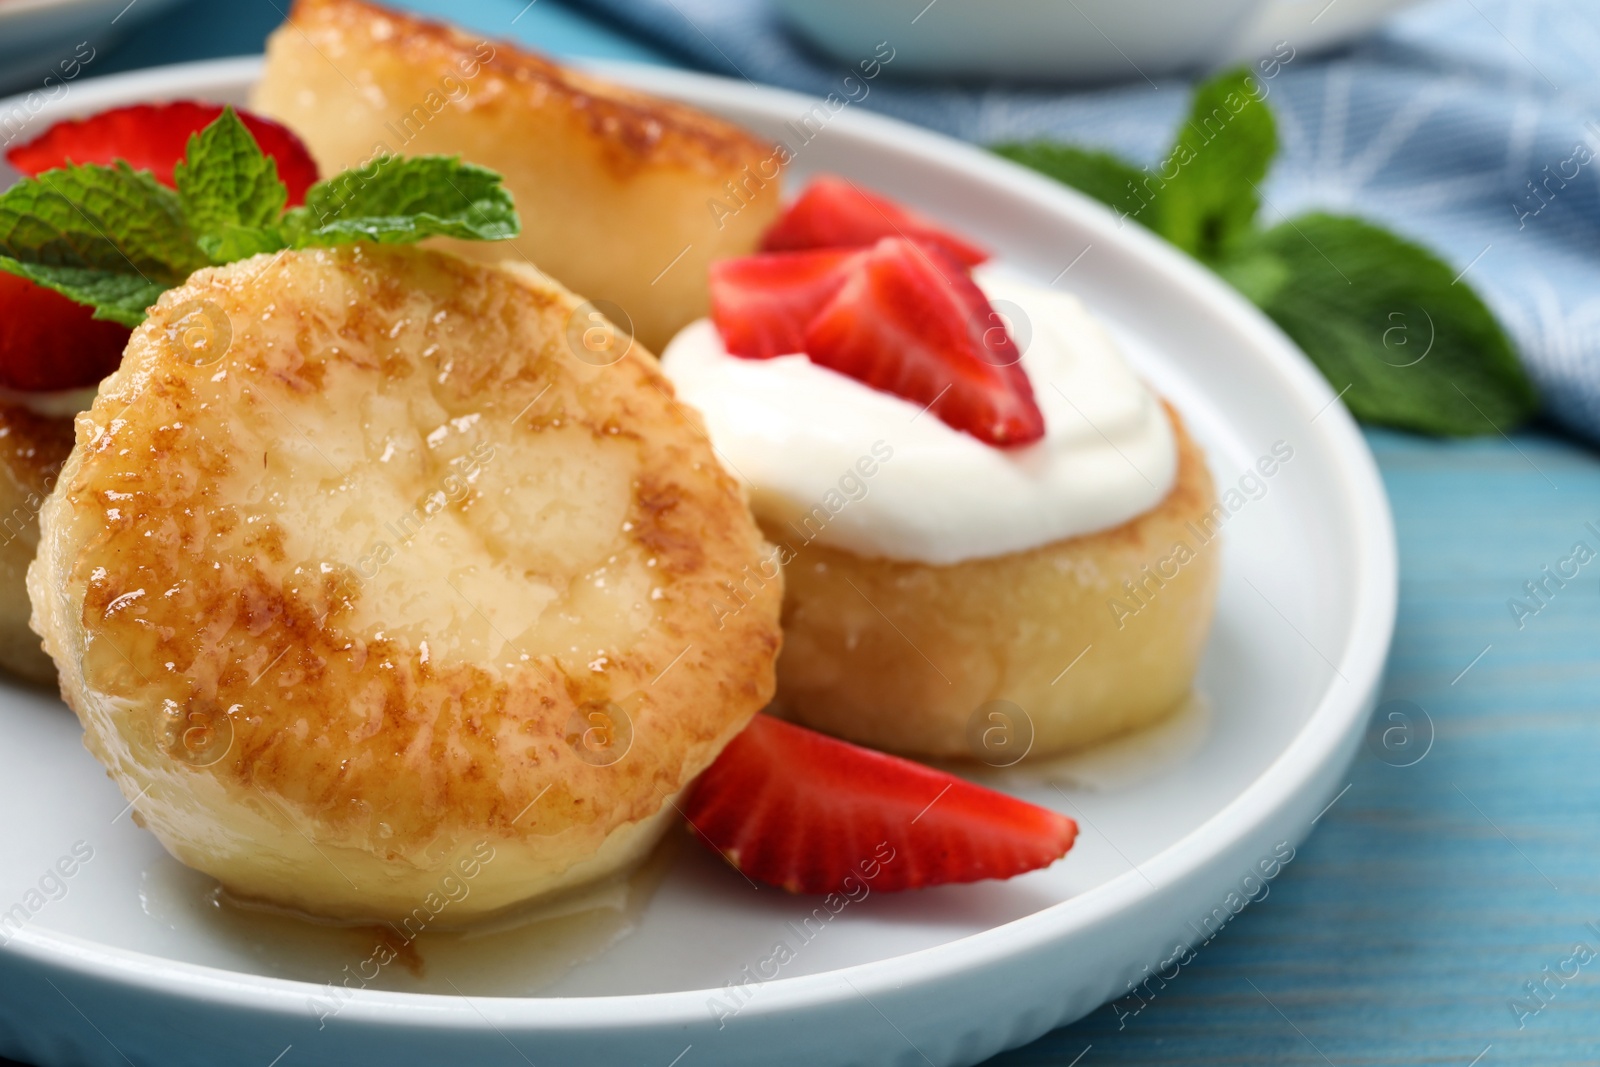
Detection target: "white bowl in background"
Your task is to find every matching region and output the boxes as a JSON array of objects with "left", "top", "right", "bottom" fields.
[{"left": 774, "top": 0, "right": 1423, "bottom": 82}]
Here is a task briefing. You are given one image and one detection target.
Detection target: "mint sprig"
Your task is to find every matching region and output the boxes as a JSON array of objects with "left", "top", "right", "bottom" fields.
[
  {"left": 284, "top": 155, "right": 520, "bottom": 246},
  {"left": 1158, "top": 69, "right": 1276, "bottom": 262},
  {"left": 0, "top": 162, "right": 205, "bottom": 326},
  {"left": 175, "top": 108, "right": 288, "bottom": 238},
  {"left": 0, "top": 107, "right": 521, "bottom": 327},
  {"left": 996, "top": 69, "right": 1537, "bottom": 437},
  {"left": 1229, "top": 215, "right": 1534, "bottom": 434}
]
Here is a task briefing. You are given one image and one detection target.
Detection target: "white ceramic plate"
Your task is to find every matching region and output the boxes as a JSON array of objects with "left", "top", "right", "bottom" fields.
[{"left": 0, "top": 57, "right": 1396, "bottom": 1067}]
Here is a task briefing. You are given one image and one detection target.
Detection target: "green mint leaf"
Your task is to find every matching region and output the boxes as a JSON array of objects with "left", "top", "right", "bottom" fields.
[
  {"left": 1157, "top": 66, "right": 1276, "bottom": 263},
  {"left": 992, "top": 67, "right": 1277, "bottom": 258},
  {"left": 1243, "top": 213, "right": 1537, "bottom": 435},
  {"left": 0, "top": 258, "right": 168, "bottom": 327},
  {"left": 992, "top": 142, "right": 1159, "bottom": 229},
  {"left": 175, "top": 107, "right": 288, "bottom": 247},
  {"left": 198, "top": 225, "right": 285, "bottom": 263},
  {"left": 1214, "top": 245, "right": 1290, "bottom": 307},
  {"left": 282, "top": 156, "right": 520, "bottom": 247},
  {"left": 0, "top": 162, "right": 206, "bottom": 325}
]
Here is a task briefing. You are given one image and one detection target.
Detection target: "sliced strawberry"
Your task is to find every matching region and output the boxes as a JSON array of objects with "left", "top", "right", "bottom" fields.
[
  {"left": 7, "top": 101, "right": 319, "bottom": 206},
  {"left": 0, "top": 273, "right": 128, "bottom": 392},
  {"left": 804, "top": 238, "right": 1045, "bottom": 446},
  {"left": 709, "top": 248, "right": 861, "bottom": 359},
  {"left": 684, "top": 715, "right": 1076, "bottom": 894},
  {"left": 761, "top": 174, "right": 989, "bottom": 267}
]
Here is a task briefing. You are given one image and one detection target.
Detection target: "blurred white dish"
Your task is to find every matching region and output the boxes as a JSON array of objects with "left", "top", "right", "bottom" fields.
[
  {"left": 0, "top": 56, "right": 1395, "bottom": 1067},
  {"left": 775, "top": 0, "right": 1422, "bottom": 82}
]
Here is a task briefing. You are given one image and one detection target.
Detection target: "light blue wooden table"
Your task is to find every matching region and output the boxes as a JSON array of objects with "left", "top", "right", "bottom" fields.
[{"left": 27, "top": 2, "right": 1600, "bottom": 1064}]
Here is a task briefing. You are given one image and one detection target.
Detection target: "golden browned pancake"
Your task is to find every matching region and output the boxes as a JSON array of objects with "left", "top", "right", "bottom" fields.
[
  {"left": 0, "top": 404, "right": 72, "bottom": 683},
  {"left": 252, "top": 0, "right": 783, "bottom": 353},
  {"left": 29, "top": 245, "right": 781, "bottom": 922},
  {"left": 770, "top": 403, "right": 1218, "bottom": 760}
]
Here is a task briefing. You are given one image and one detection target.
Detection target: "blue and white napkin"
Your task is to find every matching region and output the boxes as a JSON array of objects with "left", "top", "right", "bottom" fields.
[{"left": 570, "top": 0, "right": 1600, "bottom": 444}]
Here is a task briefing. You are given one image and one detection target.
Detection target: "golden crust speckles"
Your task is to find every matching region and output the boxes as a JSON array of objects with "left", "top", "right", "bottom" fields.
[
  {"left": 252, "top": 0, "right": 784, "bottom": 353},
  {"left": 30, "top": 245, "right": 781, "bottom": 921},
  {"left": 283, "top": 0, "right": 772, "bottom": 179}
]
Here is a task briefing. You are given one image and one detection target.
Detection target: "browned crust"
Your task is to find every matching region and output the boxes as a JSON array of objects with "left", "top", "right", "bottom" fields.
[
  {"left": 285, "top": 0, "right": 778, "bottom": 178},
  {"left": 36, "top": 246, "right": 781, "bottom": 858}
]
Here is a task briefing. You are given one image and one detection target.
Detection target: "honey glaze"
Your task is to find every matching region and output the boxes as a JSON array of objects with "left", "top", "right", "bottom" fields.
[{"left": 139, "top": 832, "right": 681, "bottom": 997}]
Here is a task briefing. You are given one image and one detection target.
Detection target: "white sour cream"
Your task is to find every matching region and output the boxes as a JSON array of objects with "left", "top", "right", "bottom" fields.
[{"left": 660, "top": 269, "right": 1176, "bottom": 565}]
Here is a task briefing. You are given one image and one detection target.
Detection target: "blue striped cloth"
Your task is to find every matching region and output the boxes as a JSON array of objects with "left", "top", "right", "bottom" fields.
[{"left": 569, "top": 0, "right": 1600, "bottom": 444}]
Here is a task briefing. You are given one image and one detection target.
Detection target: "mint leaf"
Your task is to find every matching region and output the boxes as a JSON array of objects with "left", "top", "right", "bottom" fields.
[
  {"left": 1243, "top": 213, "right": 1536, "bottom": 435},
  {"left": 198, "top": 225, "right": 285, "bottom": 262},
  {"left": 283, "top": 156, "right": 519, "bottom": 247},
  {"left": 989, "top": 71, "right": 1536, "bottom": 438},
  {"left": 0, "top": 259, "right": 167, "bottom": 327},
  {"left": 0, "top": 149, "right": 521, "bottom": 325},
  {"left": 0, "top": 162, "right": 205, "bottom": 325},
  {"left": 993, "top": 67, "right": 1277, "bottom": 259},
  {"left": 175, "top": 107, "right": 288, "bottom": 246},
  {"left": 1214, "top": 245, "right": 1290, "bottom": 306},
  {"left": 993, "top": 142, "right": 1158, "bottom": 228},
  {"left": 1158, "top": 66, "right": 1276, "bottom": 262}
]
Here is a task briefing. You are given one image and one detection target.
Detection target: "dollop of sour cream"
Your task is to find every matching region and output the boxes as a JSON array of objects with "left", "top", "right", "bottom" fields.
[{"left": 660, "top": 269, "right": 1177, "bottom": 565}]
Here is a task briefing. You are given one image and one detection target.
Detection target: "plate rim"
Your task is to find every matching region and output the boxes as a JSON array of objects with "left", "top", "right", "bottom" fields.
[{"left": 0, "top": 54, "right": 1397, "bottom": 1029}]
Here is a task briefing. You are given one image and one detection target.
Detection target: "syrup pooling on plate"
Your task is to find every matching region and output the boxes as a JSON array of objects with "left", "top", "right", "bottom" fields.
[
  {"left": 661, "top": 268, "right": 1179, "bottom": 565},
  {"left": 138, "top": 831, "right": 681, "bottom": 996}
]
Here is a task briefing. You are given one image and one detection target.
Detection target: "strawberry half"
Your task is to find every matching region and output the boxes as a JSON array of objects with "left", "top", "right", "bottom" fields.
[
  {"left": 761, "top": 174, "right": 989, "bottom": 267},
  {"left": 684, "top": 715, "right": 1077, "bottom": 894},
  {"left": 0, "top": 273, "right": 128, "bottom": 392},
  {"left": 804, "top": 238, "right": 1045, "bottom": 446},
  {"left": 708, "top": 248, "right": 861, "bottom": 359},
  {"left": 7, "top": 101, "right": 319, "bottom": 206}
]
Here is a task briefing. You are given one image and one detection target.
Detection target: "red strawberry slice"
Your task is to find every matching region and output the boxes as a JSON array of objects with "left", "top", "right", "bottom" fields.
[
  {"left": 0, "top": 273, "right": 128, "bottom": 392},
  {"left": 7, "top": 101, "right": 320, "bottom": 206},
  {"left": 709, "top": 248, "right": 861, "bottom": 359},
  {"left": 761, "top": 174, "right": 989, "bottom": 267},
  {"left": 684, "top": 714, "right": 1077, "bottom": 894},
  {"left": 804, "top": 238, "right": 1045, "bottom": 446}
]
